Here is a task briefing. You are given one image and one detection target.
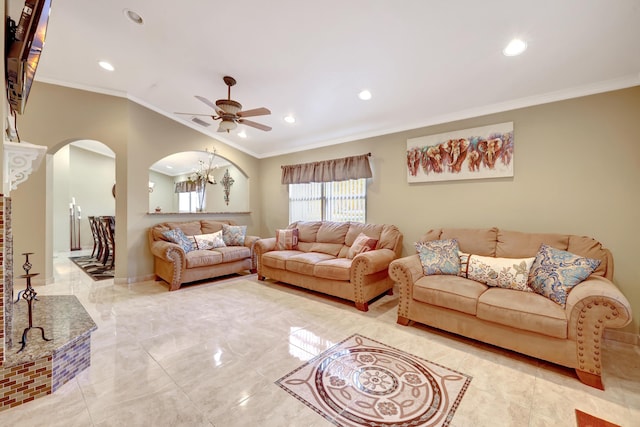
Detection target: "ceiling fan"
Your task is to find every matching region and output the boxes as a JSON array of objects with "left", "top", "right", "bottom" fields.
[{"left": 176, "top": 76, "right": 272, "bottom": 133}]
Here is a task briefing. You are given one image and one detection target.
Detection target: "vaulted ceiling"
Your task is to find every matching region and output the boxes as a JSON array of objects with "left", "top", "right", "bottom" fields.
[{"left": 12, "top": 0, "right": 640, "bottom": 158}]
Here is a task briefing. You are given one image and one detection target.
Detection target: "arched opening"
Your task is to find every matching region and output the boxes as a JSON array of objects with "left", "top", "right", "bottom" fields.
[
  {"left": 51, "top": 139, "right": 115, "bottom": 267},
  {"left": 149, "top": 150, "right": 249, "bottom": 213}
]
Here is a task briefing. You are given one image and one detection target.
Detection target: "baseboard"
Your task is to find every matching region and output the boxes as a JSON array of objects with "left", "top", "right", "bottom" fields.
[
  {"left": 604, "top": 329, "right": 639, "bottom": 346},
  {"left": 114, "top": 274, "right": 156, "bottom": 285}
]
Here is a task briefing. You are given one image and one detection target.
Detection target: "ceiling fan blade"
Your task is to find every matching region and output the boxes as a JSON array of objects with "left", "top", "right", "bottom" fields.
[
  {"left": 195, "top": 95, "right": 220, "bottom": 111},
  {"left": 238, "top": 107, "right": 271, "bottom": 118},
  {"left": 239, "top": 119, "right": 272, "bottom": 131},
  {"left": 191, "top": 117, "right": 211, "bottom": 127}
]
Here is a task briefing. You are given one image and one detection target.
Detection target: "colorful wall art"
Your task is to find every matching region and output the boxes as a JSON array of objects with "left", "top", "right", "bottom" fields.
[{"left": 407, "top": 122, "right": 514, "bottom": 183}]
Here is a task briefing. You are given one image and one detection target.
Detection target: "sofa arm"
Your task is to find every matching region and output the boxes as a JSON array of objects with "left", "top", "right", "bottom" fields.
[
  {"left": 351, "top": 249, "right": 396, "bottom": 276},
  {"left": 244, "top": 235, "right": 260, "bottom": 271},
  {"left": 389, "top": 255, "right": 425, "bottom": 322},
  {"left": 565, "top": 275, "right": 632, "bottom": 383},
  {"left": 150, "top": 240, "right": 187, "bottom": 267},
  {"left": 254, "top": 238, "right": 276, "bottom": 277}
]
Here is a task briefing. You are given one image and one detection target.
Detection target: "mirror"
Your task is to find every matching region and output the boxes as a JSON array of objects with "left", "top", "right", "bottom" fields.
[{"left": 149, "top": 150, "right": 249, "bottom": 213}]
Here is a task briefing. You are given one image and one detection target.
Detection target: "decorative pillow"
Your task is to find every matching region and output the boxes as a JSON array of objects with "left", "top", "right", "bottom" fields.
[
  {"left": 193, "top": 231, "right": 226, "bottom": 250},
  {"left": 528, "top": 244, "right": 601, "bottom": 307},
  {"left": 222, "top": 224, "right": 247, "bottom": 246},
  {"left": 415, "top": 239, "right": 460, "bottom": 275},
  {"left": 161, "top": 228, "right": 194, "bottom": 253},
  {"left": 459, "top": 252, "right": 534, "bottom": 292},
  {"left": 275, "top": 228, "right": 299, "bottom": 250},
  {"left": 347, "top": 232, "right": 378, "bottom": 259}
]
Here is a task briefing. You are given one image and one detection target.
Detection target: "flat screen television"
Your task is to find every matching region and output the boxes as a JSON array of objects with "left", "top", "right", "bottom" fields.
[{"left": 6, "top": 0, "right": 52, "bottom": 114}]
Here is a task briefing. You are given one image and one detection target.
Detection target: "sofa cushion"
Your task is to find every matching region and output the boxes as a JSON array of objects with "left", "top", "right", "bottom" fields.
[
  {"left": 286, "top": 252, "right": 336, "bottom": 276},
  {"left": 262, "top": 250, "right": 303, "bottom": 270},
  {"left": 222, "top": 224, "right": 246, "bottom": 246},
  {"left": 477, "top": 288, "right": 568, "bottom": 339},
  {"left": 314, "top": 258, "right": 352, "bottom": 281},
  {"left": 345, "top": 223, "right": 383, "bottom": 246},
  {"left": 276, "top": 228, "right": 299, "bottom": 250},
  {"left": 459, "top": 252, "right": 534, "bottom": 292},
  {"left": 200, "top": 219, "right": 234, "bottom": 234},
  {"left": 316, "top": 221, "right": 350, "bottom": 243},
  {"left": 162, "top": 228, "right": 195, "bottom": 253},
  {"left": 347, "top": 233, "right": 378, "bottom": 259},
  {"left": 566, "top": 235, "right": 609, "bottom": 278},
  {"left": 185, "top": 250, "right": 223, "bottom": 268},
  {"left": 212, "top": 246, "right": 251, "bottom": 263},
  {"left": 440, "top": 228, "right": 498, "bottom": 257},
  {"left": 528, "top": 244, "right": 600, "bottom": 307},
  {"left": 413, "top": 275, "right": 488, "bottom": 315},
  {"left": 193, "top": 231, "right": 226, "bottom": 250},
  {"left": 166, "top": 221, "right": 203, "bottom": 236},
  {"left": 415, "top": 239, "right": 460, "bottom": 275},
  {"left": 496, "top": 229, "right": 569, "bottom": 258},
  {"left": 310, "top": 242, "right": 344, "bottom": 256},
  {"left": 293, "top": 221, "right": 322, "bottom": 242}
]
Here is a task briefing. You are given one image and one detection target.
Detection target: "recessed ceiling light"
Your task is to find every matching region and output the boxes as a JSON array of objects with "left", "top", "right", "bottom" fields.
[
  {"left": 503, "top": 39, "right": 527, "bottom": 56},
  {"left": 98, "top": 61, "right": 115, "bottom": 71},
  {"left": 358, "top": 90, "right": 372, "bottom": 101},
  {"left": 238, "top": 130, "right": 247, "bottom": 138},
  {"left": 284, "top": 115, "right": 296, "bottom": 124},
  {"left": 124, "top": 9, "right": 144, "bottom": 25}
]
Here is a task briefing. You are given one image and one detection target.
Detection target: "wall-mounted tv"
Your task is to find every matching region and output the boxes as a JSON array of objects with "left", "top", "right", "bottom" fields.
[{"left": 6, "top": 0, "right": 52, "bottom": 115}]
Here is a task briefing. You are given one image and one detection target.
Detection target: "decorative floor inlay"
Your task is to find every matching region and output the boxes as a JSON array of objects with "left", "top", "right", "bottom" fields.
[
  {"left": 69, "top": 256, "right": 114, "bottom": 281},
  {"left": 276, "top": 334, "right": 471, "bottom": 427}
]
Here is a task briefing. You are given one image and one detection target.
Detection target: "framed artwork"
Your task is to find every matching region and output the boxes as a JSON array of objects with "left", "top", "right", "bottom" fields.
[{"left": 406, "top": 122, "right": 514, "bottom": 183}]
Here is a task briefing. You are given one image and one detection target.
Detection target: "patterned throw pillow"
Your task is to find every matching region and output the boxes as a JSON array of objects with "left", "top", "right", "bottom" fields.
[
  {"left": 459, "top": 252, "right": 534, "bottom": 292},
  {"left": 222, "top": 224, "right": 247, "bottom": 246},
  {"left": 161, "top": 228, "right": 194, "bottom": 253},
  {"left": 276, "top": 228, "right": 299, "bottom": 250},
  {"left": 347, "top": 232, "right": 378, "bottom": 259},
  {"left": 193, "top": 231, "right": 226, "bottom": 250},
  {"left": 415, "top": 239, "right": 460, "bottom": 275},
  {"left": 528, "top": 244, "right": 601, "bottom": 307}
]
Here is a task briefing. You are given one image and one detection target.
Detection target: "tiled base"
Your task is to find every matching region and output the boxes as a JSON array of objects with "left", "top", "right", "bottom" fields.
[
  {"left": 52, "top": 335, "right": 92, "bottom": 392},
  {"left": 0, "top": 356, "right": 52, "bottom": 410}
]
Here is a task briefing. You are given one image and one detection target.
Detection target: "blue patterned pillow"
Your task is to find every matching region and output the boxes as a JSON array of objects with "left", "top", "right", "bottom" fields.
[
  {"left": 415, "top": 239, "right": 461, "bottom": 275},
  {"left": 528, "top": 244, "right": 600, "bottom": 307},
  {"left": 162, "top": 227, "right": 194, "bottom": 253},
  {"left": 222, "top": 224, "right": 247, "bottom": 246}
]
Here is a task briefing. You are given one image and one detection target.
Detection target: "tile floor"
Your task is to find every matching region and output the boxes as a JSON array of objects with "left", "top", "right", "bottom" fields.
[{"left": 0, "top": 252, "right": 638, "bottom": 426}]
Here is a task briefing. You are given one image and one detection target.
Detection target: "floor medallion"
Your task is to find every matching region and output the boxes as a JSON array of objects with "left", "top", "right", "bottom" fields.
[{"left": 277, "top": 334, "right": 471, "bottom": 426}]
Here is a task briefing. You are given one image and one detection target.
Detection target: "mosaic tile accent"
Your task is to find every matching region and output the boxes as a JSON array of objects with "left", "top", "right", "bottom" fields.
[
  {"left": 0, "top": 356, "right": 52, "bottom": 410},
  {"left": 52, "top": 335, "right": 91, "bottom": 392},
  {"left": 0, "top": 196, "right": 4, "bottom": 366},
  {"left": 277, "top": 334, "right": 471, "bottom": 427}
]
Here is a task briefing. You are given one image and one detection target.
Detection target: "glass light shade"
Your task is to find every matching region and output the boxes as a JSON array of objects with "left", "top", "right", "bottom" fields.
[{"left": 218, "top": 120, "right": 237, "bottom": 132}]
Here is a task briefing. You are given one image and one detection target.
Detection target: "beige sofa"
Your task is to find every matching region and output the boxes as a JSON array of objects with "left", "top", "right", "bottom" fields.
[
  {"left": 148, "top": 219, "right": 259, "bottom": 291},
  {"left": 388, "top": 227, "right": 632, "bottom": 389},
  {"left": 255, "top": 221, "right": 403, "bottom": 311}
]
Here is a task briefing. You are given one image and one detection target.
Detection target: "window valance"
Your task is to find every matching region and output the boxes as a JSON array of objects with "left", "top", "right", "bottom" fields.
[
  {"left": 281, "top": 153, "right": 372, "bottom": 184},
  {"left": 174, "top": 180, "right": 198, "bottom": 193}
]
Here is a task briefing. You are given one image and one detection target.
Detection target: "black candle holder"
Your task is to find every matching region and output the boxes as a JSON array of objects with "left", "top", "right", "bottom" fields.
[{"left": 17, "top": 252, "right": 51, "bottom": 353}]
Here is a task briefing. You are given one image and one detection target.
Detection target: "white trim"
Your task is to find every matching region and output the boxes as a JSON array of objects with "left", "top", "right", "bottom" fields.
[{"left": 37, "top": 74, "right": 640, "bottom": 159}]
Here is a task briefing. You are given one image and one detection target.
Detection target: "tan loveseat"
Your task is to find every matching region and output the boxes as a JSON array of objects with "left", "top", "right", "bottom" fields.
[
  {"left": 388, "top": 227, "right": 632, "bottom": 389},
  {"left": 255, "top": 221, "right": 403, "bottom": 311},
  {"left": 149, "top": 219, "right": 259, "bottom": 291}
]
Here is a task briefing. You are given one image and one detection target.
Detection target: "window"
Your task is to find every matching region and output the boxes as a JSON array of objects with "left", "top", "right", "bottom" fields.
[
  {"left": 289, "top": 178, "right": 367, "bottom": 223},
  {"left": 178, "top": 191, "right": 200, "bottom": 213}
]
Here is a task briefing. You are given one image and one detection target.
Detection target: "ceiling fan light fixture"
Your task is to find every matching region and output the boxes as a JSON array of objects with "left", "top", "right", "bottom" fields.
[
  {"left": 218, "top": 120, "right": 237, "bottom": 132},
  {"left": 216, "top": 99, "right": 242, "bottom": 115}
]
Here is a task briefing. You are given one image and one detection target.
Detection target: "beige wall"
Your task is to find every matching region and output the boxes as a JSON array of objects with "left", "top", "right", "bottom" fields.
[
  {"left": 259, "top": 87, "right": 640, "bottom": 334},
  {"left": 12, "top": 82, "right": 261, "bottom": 284}
]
